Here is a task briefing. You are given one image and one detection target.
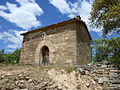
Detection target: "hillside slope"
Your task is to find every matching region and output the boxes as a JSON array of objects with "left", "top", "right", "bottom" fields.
[{"left": 0, "top": 65, "right": 102, "bottom": 90}]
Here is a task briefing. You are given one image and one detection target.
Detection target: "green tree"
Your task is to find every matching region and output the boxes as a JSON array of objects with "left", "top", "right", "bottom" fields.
[
  {"left": 12, "top": 49, "right": 21, "bottom": 64},
  {"left": 108, "top": 37, "right": 120, "bottom": 68},
  {"left": 89, "top": 0, "right": 120, "bottom": 35},
  {"left": 92, "top": 39, "right": 110, "bottom": 61},
  {"left": 92, "top": 37, "right": 120, "bottom": 68},
  {"left": 0, "top": 49, "right": 5, "bottom": 62},
  {"left": 0, "top": 48, "right": 21, "bottom": 64}
]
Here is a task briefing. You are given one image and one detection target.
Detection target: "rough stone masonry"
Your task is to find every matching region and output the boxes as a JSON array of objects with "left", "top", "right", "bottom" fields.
[{"left": 20, "top": 16, "right": 92, "bottom": 65}]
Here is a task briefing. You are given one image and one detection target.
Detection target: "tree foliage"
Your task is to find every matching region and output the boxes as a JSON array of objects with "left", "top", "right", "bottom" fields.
[
  {"left": 0, "top": 49, "right": 5, "bottom": 63},
  {"left": 92, "top": 39, "right": 109, "bottom": 61},
  {"left": 89, "top": 0, "right": 120, "bottom": 35},
  {"left": 92, "top": 37, "right": 120, "bottom": 68},
  {"left": 0, "top": 49, "right": 21, "bottom": 64}
]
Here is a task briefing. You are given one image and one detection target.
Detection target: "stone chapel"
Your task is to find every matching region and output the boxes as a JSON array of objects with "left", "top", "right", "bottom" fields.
[{"left": 20, "top": 16, "right": 92, "bottom": 65}]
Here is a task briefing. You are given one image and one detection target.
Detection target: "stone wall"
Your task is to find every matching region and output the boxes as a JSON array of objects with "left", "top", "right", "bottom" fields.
[
  {"left": 76, "top": 62, "right": 120, "bottom": 90},
  {"left": 20, "top": 23, "right": 77, "bottom": 65},
  {"left": 76, "top": 22, "right": 91, "bottom": 65}
]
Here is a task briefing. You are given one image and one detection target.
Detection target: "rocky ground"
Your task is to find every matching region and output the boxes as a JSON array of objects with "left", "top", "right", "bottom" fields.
[{"left": 0, "top": 64, "right": 103, "bottom": 90}]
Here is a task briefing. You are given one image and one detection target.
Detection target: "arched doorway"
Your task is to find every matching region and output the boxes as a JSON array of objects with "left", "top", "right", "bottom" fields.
[{"left": 41, "top": 46, "right": 49, "bottom": 65}]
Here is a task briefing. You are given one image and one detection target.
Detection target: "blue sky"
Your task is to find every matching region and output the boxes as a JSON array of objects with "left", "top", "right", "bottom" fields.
[{"left": 0, "top": 0, "right": 119, "bottom": 53}]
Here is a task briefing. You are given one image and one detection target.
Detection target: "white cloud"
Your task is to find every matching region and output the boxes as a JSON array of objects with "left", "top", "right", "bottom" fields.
[
  {"left": 49, "top": 0, "right": 92, "bottom": 22},
  {"left": 49, "top": 0, "right": 70, "bottom": 14},
  {"left": 49, "top": 0, "right": 101, "bottom": 32},
  {"left": 89, "top": 27, "right": 101, "bottom": 32},
  {"left": 0, "top": 30, "right": 27, "bottom": 52},
  {"left": 0, "top": 0, "right": 43, "bottom": 29},
  {"left": 0, "top": 33, "right": 3, "bottom": 39},
  {"left": 0, "top": 5, "right": 7, "bottom": 10}
]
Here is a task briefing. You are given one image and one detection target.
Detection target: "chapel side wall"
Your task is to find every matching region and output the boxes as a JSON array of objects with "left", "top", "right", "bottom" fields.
[
  {"left": 20, "top": 23, "right": 77, "bottom": 65},
  {"left": 76, "top": 22, "right": 91, "bottom": 65}
]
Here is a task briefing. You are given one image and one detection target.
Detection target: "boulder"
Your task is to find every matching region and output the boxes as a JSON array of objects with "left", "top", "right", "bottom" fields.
[
  {"left": 98, "top": 77, "right": 104, "bottom": 84},
  {"left": 101, "top": 65, "right": 107, "bottom": 68},
  {"left": 77, "top": 67, "right": 85, "bottom": 75}
]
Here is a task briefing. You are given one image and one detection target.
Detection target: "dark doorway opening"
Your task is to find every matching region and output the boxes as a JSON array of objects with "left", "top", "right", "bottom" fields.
[{"left": 41, "top": 46, "right": 49, "bottom": 65}]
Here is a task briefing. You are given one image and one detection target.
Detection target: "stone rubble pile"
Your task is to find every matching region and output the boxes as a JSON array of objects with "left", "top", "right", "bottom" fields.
[
  {"left": 0, "top": 72, "right": 61, "bottom": 90},
  {"left": 0, "top": 68, "right": 103, "bottom": 90},
  {"left": 76, "top": 61, "right": 120, "bottom": 90},
  {"left": 0, "top": 62, "right": 120, "bottom": 90},
  {"left": 48, "top": 69, "right": 102, "bottom": 90}
]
